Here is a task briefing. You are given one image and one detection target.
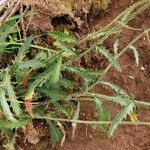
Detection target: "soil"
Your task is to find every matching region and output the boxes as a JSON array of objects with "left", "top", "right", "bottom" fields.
[{"left": 1, "top": 0, "right": 150, "bottom": 150}]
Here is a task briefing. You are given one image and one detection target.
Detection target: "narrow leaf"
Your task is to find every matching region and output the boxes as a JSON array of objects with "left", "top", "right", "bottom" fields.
[
  {"left": 72, "top": 102, "right": 80, "bottom": 139},
  {"left": 51, "top": 55, "right": 62, "bottom": 84},
  {"left": 96, "top": 46, "right": 121, "bottom": 71},
  {"left": 54, "top": 42, "right": 77, "bottom": 56},
  {"left": 108, "top": 102, "right": 135, "bottom": 137},
  {"left": 129, "top": 45, "right": 139, "bottom": 66},
  {"left": 40, "top": 88, "right": 67, "bottom": 101},
  {"left": 52, "top": 101, "right": 71, "bottom": 118},
  {"left": 0, "top": 119, "right": 31, "bottom": 129},
  {"left": 59, "top": 78, "right": 75, "bottom": 89},
  {"left": 94, "top": 97, "right": 110, "bottom": 126},
  {"left": 47, "top": 121, "right": 63, "bottom": 145},
  {"left": 4, "top": 71, "right": 21, "bottom": 116},
  {"left": 49, "top": 31, "right": 77, "bottom": 43},
  {"left": 0, "top": 88, "right": 16, "bottom": 121},
  {"left": 17, "top": 36, "right": 32, "bottom": 61},
  {"left": 99, "top": 81, "right": 128, "bottom": 97}
]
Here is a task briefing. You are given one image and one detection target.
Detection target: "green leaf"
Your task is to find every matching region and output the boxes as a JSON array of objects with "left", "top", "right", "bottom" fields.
[
  {"left": 94, "top": 97, "right": 110, "bottom": 130},
  {"left": 17, "top": 36, "right": 33, "bottom": 61},
  {"left": 129, "top": 45, "right": 139, "bottom": 66},
  {"left": 0, "top": 20, "right": 18, "bottom": 55},
  {"left": 0, "top": 88, "right": 16, "bottom": 121},
  {"left": 99, "top": 81, "right": 128, "bottom": 97},
  {"left": 47, "top": 121, "right": 63, "bottom": 145},
  {"left": 54, "top": 42, "right": 77, "bottom": 56},
  {"left": 4, "top": 70, "right": 21, "bottom": 116},
  {"left": 59, "top": 78, "right": 75, "bottom": 89},
  {"left": 52, "top": 101, "right": 71, "bottom": 118},
  {"left": 51, "top": 55, "right": 62, "bottom": 84},
  {"left": 65, "top": 66, "right": 98, "bottom": 82},
  {"left": 72, "top": 102, "right": 80, "bottom": 139},
  {"left": 49, "top": 31, "right": 77, "bottom": 43},
  {"left": 108, "top": 102, "right": 135, "bottom": 137},
  {"left": 0, "top": 119, "right": 31, "bottom": 129},
  {"left": 18, "top": 59, "right": 45, "bottom": 69},
  {"left": 89, "top": 28, "right": 119, "bottom": 40},
  {"left": 96, "top": 46, "right": 121, "bottom": 71},
  {"left": 25, "top": 63, "right": 56, "bottom": 98},
  {"left": 40, "top": 88, "right": 67, "bottom": 101},
  {"left": 72, "top": 102, "right": 80, "bottom": 121}
]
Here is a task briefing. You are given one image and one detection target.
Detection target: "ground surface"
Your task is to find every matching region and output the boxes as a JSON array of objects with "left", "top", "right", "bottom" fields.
[{"left": 1, "top": 0, "right": 150, "bottom": 150}]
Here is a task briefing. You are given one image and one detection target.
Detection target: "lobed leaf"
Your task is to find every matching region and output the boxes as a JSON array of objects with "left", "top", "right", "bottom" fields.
[
  {"left": 0, "top": 88, "right": 16, "bottom": 121},
  {"left": 4, "top": 70, "right": 21, "bottom": 116},
  {"left": 94, "top": 97, "right": 110, "bottom": 130},
  {"left": 0, "top": 119, "right": 31, "bottom": 129},
  {"left": 51, "top": 55, "right": 62, "bottom": 84},
  {"left": 47, "top": 121, "right": 63, "bottom": 145},
  {"left": 108, "top": 102, "right": 135, "bottom": 137},
  {"left": 96, "top": 46, "right": 121, "bottom": 72},
  {"left": 72, "top": 102, "right": 80, "bottom": 139},
  {"left": 49, "top": 31, "right": 77, "bottom": 43},
  {"left": 17, "top": 36, "right": 33, "bottom": 61}
]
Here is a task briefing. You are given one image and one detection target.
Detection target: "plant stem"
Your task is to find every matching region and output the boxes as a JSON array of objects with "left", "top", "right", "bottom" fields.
[
  {"left": 0, "top": 42, "right": 58, "bottom": 53},
  {"left": 34, "top": 115, "right": 150, "bottom": 126},
  {"left": 67, "top": 92, "right": 150, "bottom": 109}
]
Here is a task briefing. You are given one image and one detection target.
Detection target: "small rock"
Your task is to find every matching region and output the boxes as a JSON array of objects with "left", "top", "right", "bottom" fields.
[{"left": 140, "top": 66, "right": 145, "bottom": 71}]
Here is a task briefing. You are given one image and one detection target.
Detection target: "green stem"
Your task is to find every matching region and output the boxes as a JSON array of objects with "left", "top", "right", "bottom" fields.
[
  {"left": 67, "top": 92, "right": 150, "bottom": 109},
  {"left": 0, "top": 42, "right": 58, "bottom": 53},
  {"left": 34, "top": 115, "right": 150, "bottom": 126}
]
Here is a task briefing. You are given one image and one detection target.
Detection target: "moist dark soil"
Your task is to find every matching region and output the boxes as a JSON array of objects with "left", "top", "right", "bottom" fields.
[{"left": 1, "top": 0, "right": 150, "bottom": 150}]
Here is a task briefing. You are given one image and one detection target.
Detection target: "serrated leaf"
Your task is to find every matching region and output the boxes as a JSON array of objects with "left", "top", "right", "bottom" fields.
[
  {"left": 72, "top": 102, "right": 80, "bottom": 139},
  {"left": 4, "top": 70, "right": 21, "bottom": 116},
  {"left": 94, "top": 97, "right": 110, "bottom": 130},
  {"left": 49, "top": 31, "right": 77, "bottom": 43},
  {"left": 18, "top": 59, "right": 44, "bottom": 69},
  {"left": 90, "top": 28, "right": 119, "bottom": 40},
  {"left": 96, "top": 46, "right": 121, "bottom": 71},
  {"left": 129, "top": 45, "right": 139, "bottom": 66},
  {"left": 99, "top": 81, "right": 128, "bottom": 97},
  {"left": 17, "top": 36, "right": 32, "bottom": 61},
  {"left": 25, "top": 63, "right": 56, "bottom": 98},
  {"left": 0, "top": 119, "right": 31, "bottom": 129},
  {"left": 108, "top": 102, "right": 135, "bottom": 137},
  {"left": 0, "top": 20, "right": 18, "bottom": 55},
  {"left": 51, "top": 55, "right": 62, "bottom": 84},
  {"left": 52, "top": 101, "right": 71, "bottom": 118},
  {"left": 65, "top": 66, "right": 98, "bottom": 82},
  {"left": 0, "top": 88, "right": 16, "bottom": 121},
  {"left": 54, "top": 42, "right": 77, "bottom": 56},
  {"left": 59, "top": 78, "right": 75, "bottom": 89},
  {"left": 40, "top": 88, "right": 67, "bottom": 101},
  {"left": 47, "top": 121, "right": 63, "bottom": 145}
]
